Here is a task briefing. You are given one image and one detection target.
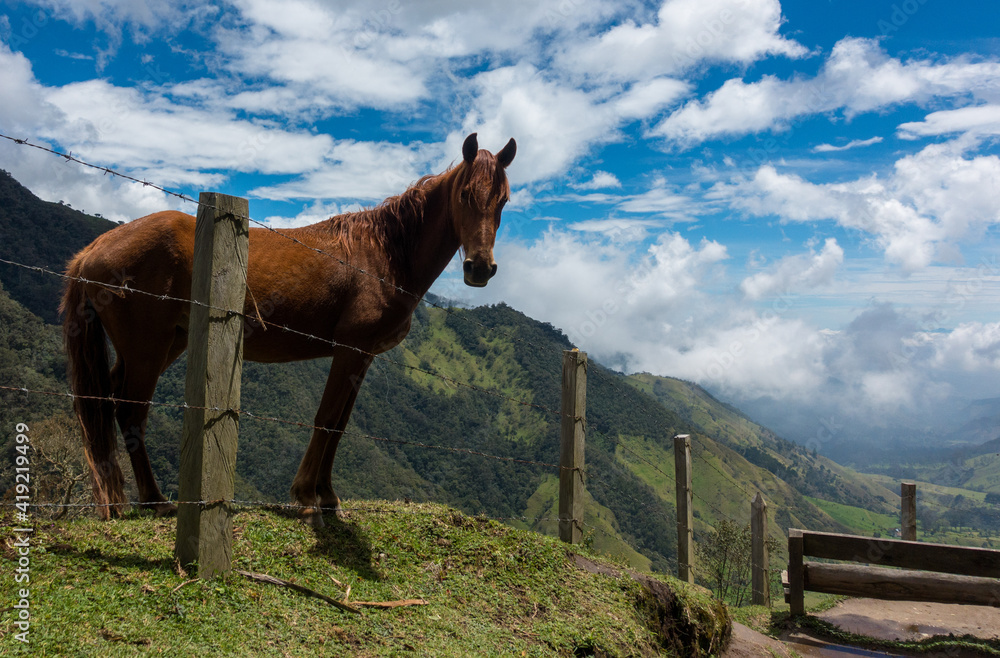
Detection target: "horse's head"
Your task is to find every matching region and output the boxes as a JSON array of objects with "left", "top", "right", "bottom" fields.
[{"left": 453, "top": 132, "right": 516, "bottom": 287}]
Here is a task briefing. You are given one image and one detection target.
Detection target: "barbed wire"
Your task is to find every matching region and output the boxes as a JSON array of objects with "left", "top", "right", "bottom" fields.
[
  {"left": 589, "top": 366, "right": 760, "bottom": 506},
  {"left": 579, "top": 521, "right": 696, "bottom": 575},
  {"left": 695, "top": 446, "right": 757, "bottom": 501},
  {"left": 0, "top": 496, "right": 560, "bottom": 519},
  {"left": 0, "top": 254, "right": 562, "bottom": 418},
  {"left": 0, "top": 132, "right": 556, "bottom": 358},
  {"left": 0, "top": 384, "right": 562, "bottom": 471}
]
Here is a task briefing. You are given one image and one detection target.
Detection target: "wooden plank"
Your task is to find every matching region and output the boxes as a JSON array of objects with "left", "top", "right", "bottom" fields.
[
  {"left": 674, "top": 434, "right": 693, "bottom": 584},
  {"left": 175, "top": 192, "right": 249, "bottom": 578},
  {"left": 751, "top": 492, "right": 769, "bottom": 606},
  {"left": 799, "top": 530, "right": 1000, "bottom": 578},
  {"left": 788, "top": 529, "right": 805, "bottom": 615},
  {"left": 804, "top": 562, "right": 1000, "bottom": 607},
  {"left": 901, "top": 482, "right": 916, "bottom": 541},
  {"left": 559, "top": 350, "right": 586, "bottom": 544}
]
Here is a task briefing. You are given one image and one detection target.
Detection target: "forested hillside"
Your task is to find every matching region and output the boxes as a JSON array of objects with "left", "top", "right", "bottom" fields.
[{"left": 0, "top": 169, "right": 117, "bottom": 323}]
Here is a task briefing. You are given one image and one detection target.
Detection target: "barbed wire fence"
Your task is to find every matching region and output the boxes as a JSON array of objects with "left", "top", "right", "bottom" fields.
[{"left": 0, "top": 131, "right": 794, "bottom": 590}]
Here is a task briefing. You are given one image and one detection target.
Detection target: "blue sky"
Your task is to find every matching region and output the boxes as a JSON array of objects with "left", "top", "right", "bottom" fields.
[{"left": 2, "top": 0, "right": 1000, "bottom": 446}]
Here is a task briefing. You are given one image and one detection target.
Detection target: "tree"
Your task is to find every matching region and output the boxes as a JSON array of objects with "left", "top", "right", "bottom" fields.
[{"left": 697, "top": 519, "right": 781, "bottom": 607}]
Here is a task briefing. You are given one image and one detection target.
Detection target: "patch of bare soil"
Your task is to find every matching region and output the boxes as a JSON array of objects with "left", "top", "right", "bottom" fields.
[
  {"left": 722, "top": 622, "right": 795, "bottom": 657},
  {"left": 817, "top": 599, "right": 1000, "bottom": 643}
]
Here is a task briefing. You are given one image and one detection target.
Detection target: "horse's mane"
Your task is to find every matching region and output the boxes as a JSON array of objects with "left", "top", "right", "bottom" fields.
[
  {"left": 305, "top": 152, "right": 508, "bottom": 270},
  {"left": 309, "top": 173, "right": 442, "bottom": 268}
]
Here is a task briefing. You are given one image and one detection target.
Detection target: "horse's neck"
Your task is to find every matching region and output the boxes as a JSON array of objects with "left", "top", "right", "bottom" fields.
[{"left": 396, "top": 173, "right": 460, "bottom": 296}]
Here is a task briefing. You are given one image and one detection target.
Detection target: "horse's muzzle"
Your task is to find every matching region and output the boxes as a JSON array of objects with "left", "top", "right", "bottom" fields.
[{"left": 463, "top": 258, "right": 497, "bottom": 287}]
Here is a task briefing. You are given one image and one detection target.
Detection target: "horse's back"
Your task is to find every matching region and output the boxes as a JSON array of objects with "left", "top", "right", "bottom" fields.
[{"left": 70, "top": 211, "right": 196, "bottom": 279}]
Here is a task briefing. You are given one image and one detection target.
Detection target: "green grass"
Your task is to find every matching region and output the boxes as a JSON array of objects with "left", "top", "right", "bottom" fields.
[
  {"left": 0, "top": 500, "right": 729, "bottom": 656},
  {"left": 803, "top": 496, "right": 899, "bottom": 536}
]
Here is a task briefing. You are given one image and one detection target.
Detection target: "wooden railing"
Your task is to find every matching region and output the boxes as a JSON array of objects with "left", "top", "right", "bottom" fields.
[{"left": 783, "top": 529, "right": 1000, "bottom": 614}]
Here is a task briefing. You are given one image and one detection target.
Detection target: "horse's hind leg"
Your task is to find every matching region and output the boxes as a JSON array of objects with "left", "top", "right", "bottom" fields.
[
  {"left": 110, "top": 329, "right": 187, "bottom": 517},
  {"left": 316, "top": 358, "right": 371, "bottom": 515},
  {"left": 291, "top": 350, "right": 371, "bottom": 528}
]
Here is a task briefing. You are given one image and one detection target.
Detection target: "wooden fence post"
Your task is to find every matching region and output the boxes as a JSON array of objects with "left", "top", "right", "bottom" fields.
[
  {"left": 901, "top": 482, "right": 917, "bottom": 541},
  {"left": 174, "top": 192, "right": 249, "bottom": 578},
  {"left": 751, "top": 492, "right": 769, "bottom": 606},
  {"left": 674, "top": 434, "right": 693, "bottom": 584},
  {"left": 559, "top": 349, "right": 586, "bottom": 544},
  {"left": 788, "top": 529, "right": 804, "bottom": 615}
]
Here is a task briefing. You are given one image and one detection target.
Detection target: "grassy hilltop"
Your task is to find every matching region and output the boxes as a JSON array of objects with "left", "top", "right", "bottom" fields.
[{"left": 0, "top": 502, "right": 729, "bottom": 656}]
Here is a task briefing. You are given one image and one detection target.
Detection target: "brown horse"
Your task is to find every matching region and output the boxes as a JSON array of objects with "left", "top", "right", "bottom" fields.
[{"left": 61, "top": 133, "right": 516, "bottom": 527}]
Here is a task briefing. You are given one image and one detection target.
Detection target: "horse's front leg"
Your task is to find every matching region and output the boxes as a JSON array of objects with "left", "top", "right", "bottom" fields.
[{"left": 290, "top": 350, "right": 372, "bottom": 528}]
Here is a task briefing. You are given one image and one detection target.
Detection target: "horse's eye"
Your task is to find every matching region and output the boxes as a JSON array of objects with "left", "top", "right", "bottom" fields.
[{"left": 460, "top": 188, "right": 471, "bottom": 205}]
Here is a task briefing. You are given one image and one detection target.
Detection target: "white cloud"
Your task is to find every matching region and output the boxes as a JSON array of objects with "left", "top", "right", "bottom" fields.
[
  {"left": 812, "top": 136, "right": 883, "bottom": 153},
  {"left": 616, "top": 178, "right": 695, "bottom": 216},
  {"left": 556, "top": 0, "right": 807, "bottom": 82},
  {"left": 570, "top": 171, "right": 621, "bottom": 191},
  {"left": 654, "top": 38, "right": 1000, "bottom": 147},
  {"left": 898, "top": 105, "right": 1000, "bottom": 139},
  {"left": 740, "top": 238, "right": 844, "bottom": 300},
  {"left": 260, "top": 200, "right": 345, "bottom": 230},
  {"left": 250, "top": 139, "right": 428, "bottom": 202},
  {"left": 612, "top": 77, "right": 691, "bottom": 120},
  {"left": 0, "top": 45, "right": 57, "bottom": 132},
  {"left": 715, "top": 140, "right": 1000, "bottom": 271},
  {"left": 568, "top": 218, "right": 665, "bottom": 240},
  {"left": 445, "top": 64, "right": 620, "bottom": 185},
  {"left": 933, "top": 321, "right": 1000, "bottom": 371},
  {"left": 43, "top": 79, "right": 335, "bottom": 181}
]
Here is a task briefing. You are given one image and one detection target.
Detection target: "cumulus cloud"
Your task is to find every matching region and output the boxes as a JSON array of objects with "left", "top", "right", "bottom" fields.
[
  {"left": 898, "top": 105, "right": 1000, "bottom": 139},
  {"left": 714, "top": 140, "right": 1000, "bottom": 271},
  {"left": 654, "top": 38, "right": 1000, "bottom": 147},
  {"left": 740, "top": 238, "right": 843, "bottom": 299},
  {"left": 250, "top": 139, "right": 429, "bottom": 202},
  {"left": 44, "top": 79, "right": 335, "bottom": 180},
  {"left": 444, "top": 64, "right": 621, "bottom": 185},
  {"left": 556, "top": 0, "right": 807, "bottom": 82},
  {"left": 933, "top": 321, "right": 1000, "bottom": 371},
  {"left": 570, "top": 171, "right": 621, "bottom": 191},
  {"left": 260, "top": 200, "right": 345, "bottom": 229}
]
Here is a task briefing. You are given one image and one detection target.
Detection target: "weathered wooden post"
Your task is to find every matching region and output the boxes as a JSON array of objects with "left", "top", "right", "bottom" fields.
[
  {"left": 674, "top": 434, "right": 693, "bottom": 584},
  {"left": 901, "top": 481, "right": 917, "bottom": 541},
  {"left": 175, "top": 192, "right": 249, "bottom": 578},
  {"left": 751, "top": 492, "right": 769, "bottom": 606},
  {"left": 788, "top": 529, "right": 804, "bottom": 615},
  {"left": 559, "top": 349, "right": 587, "bottom": 544}
]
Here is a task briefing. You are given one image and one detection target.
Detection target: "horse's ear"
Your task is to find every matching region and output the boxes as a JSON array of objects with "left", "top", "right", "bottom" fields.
[
  {"left": 462, "top": 133, "right": 479, "bottom": 164},
  {"left": 497, "top": 138, "right": 516, "bottom": 169}
]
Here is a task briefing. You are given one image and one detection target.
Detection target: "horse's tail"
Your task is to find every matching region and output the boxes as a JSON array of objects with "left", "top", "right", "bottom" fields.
[{"left": 60, "top": 255, "right": 127, "bottom": 519}]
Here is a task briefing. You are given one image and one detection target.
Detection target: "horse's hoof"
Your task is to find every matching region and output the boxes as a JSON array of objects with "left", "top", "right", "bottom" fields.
[
  {"left": 301, "top": 508, "right": 325, "bottom": 529},
  {"left": 154, "top": 502, "right": 178, "bottom": 518}
]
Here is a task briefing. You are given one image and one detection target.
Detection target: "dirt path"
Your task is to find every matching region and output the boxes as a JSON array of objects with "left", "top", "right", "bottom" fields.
[
  {"left": 722, "top": 622, "right": 796, "bottom": 657},
  {"left": 817, "top": 599, "right": 1000, "bottom": 644},
  {"left": 727, "top": 599, "right": 1000, "bottom": 657}
]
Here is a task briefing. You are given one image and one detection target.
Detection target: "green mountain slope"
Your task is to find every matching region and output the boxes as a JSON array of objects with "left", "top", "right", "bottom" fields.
[{"left": 0, "top": 169, "right": 118, "bottom": 323}]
